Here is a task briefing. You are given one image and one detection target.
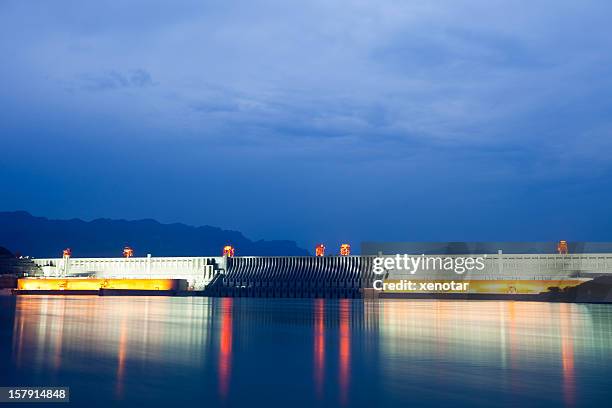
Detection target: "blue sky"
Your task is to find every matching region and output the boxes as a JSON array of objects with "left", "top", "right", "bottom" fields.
[{"left": 1, "top": 0, "right": 612, "bottom": 251}]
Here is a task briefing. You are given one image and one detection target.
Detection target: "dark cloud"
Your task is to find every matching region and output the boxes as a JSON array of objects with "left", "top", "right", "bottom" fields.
[{"left": 78, "top": 69, "right": 155, "bottom": 91}]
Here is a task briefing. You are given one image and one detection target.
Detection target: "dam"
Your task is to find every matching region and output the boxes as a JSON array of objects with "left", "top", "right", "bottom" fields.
[
  {"left": 25, "top": 255, "right": 374, "bottom": 298},
  {"left": 31, "top": 255, "right": 223, "bottom": 290},
  {"left": 12, "top": 249, "right": 612, "bottom": 301}
]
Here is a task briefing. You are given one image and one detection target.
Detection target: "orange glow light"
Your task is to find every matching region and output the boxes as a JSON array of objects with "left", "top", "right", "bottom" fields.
[
  {"left": 222, "top": 245, "right": 235, "bottom": 257},
  {"left": 315, "top": 244, "right": 325, "bottom": 257},
  {"left": 557, "top": 240, "right": 569, "bottom": 254},
  {"left": 379, "top": 279, "right": 585, "bottom": 294},
  {"left": 123, "top": 246, "right": 134, "bottom": 258},
  {"left": 17, "top": 278, "right": 182, "bottom": 291},
  {"left": 340, "top": 243, "right": 351, "bottom": 256},
  {"left": 62, "top": 248, "right": 72, "bottom": 257}
]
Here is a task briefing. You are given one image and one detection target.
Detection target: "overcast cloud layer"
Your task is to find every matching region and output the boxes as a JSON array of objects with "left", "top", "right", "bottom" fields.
[{"left": 1, "top": 0, "right": 612, "bottom": 251}]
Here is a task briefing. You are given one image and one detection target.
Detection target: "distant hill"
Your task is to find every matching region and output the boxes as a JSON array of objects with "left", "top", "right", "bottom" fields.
[
  {"left": 0, "top": 211, "right": 309, "bottom": 258},
  {"left": 0, "top": 246, "right": 13, "bottom": 258}
]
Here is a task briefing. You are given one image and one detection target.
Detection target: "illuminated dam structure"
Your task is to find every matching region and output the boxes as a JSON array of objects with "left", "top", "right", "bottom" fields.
[
  {"left": 28, "top": 255, "right": 374, "bottom": 297},
  {"left": 21, "top": 252, "right": 612, "bottom": 300},
  {"left": 31, "top": 255, "right": 224, "bottom": 290},
  {"left": 211, "top": 256, "right": 376, "bottom": 298}
]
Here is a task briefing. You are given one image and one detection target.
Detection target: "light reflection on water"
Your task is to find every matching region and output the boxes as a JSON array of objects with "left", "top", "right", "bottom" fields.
[
  {"left": 372, "top": 301, "right": 612, "bottom": 407},
  {"left": 2, "top": 296, "right": 612, "bottom": 407},
  {"left": 218, "top": 298, "right": 232, "bottom": 400}
]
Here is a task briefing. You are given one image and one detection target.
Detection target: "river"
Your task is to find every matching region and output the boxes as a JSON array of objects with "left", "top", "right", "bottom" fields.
[{"left": 1, "top": 296, "right": 612, "bottom": 407}]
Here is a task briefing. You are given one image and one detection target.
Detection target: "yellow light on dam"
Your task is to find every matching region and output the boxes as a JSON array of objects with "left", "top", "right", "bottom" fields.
[
  {"left": 379, "top": 279, "right": 586, "bottom": 294},
  {"left": 17, "top": 278, "right": 182, "bottom": 291}
]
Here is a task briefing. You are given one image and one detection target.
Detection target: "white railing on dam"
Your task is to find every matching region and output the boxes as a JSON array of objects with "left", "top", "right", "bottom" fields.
[{"left": 32, "top": 255, "right": 225, "bottom": 290}]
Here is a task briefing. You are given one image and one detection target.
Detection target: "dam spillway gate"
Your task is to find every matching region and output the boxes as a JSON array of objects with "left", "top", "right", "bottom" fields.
[{"left": 206, "top": 256, "right": 376, "bottom": 299}]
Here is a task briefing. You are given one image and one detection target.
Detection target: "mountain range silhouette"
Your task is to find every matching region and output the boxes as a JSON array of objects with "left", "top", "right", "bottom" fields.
[{"left": 0, "top": 211, "right": 309, "bottom": 258}]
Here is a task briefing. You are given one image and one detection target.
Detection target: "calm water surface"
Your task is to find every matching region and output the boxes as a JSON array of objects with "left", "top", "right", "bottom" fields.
[{"left": 1, "top": 296, "right": 612, "bottom": 407}]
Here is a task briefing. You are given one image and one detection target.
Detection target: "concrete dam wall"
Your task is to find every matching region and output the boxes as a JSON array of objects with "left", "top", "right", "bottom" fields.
[
  {"left": 206, "top": 256, "right": 377, "bottom": 298},
  {"left": 206, "top": 253, "right": 612, "bottom": 299},
  {"left": 26, "top": 253, "right": 612, "bottom": 298},
  {"left": 33, "top": 256, "right": 223, "bottom": 290}
]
